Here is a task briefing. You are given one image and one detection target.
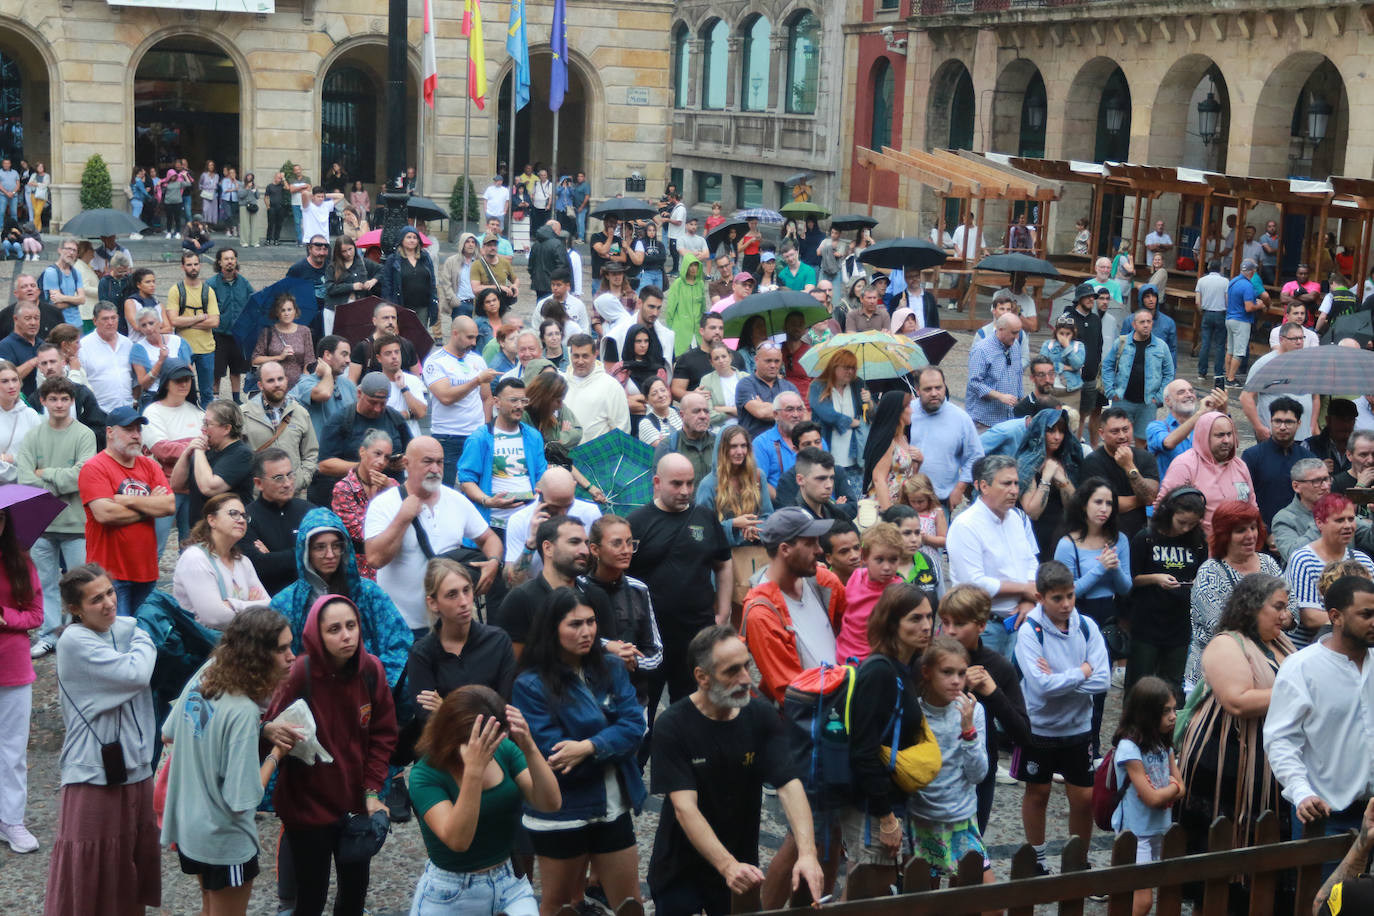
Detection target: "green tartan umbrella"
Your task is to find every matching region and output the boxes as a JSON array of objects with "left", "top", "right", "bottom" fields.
[{"left": 570, "top": 431, "right": 656, "bottom": 516}]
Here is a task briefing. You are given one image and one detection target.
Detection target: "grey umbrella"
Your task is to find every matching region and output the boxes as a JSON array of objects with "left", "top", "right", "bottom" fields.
[
  {"left": 1244, "top": 344, "right": 1374, "bottom": 396},
  {"left": 60, "top": 208, "right": 147, "bottom": 237}
]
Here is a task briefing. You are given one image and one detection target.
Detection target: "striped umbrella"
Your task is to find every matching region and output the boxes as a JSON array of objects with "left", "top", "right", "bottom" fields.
[
  {"left": 799, "top": 331, "right": 928, "bottom": 381},
  {"left": 734, "top": 207, "right": 785, "bottom": 224}
]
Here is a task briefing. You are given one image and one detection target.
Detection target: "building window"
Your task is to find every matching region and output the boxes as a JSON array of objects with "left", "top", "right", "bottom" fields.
[
  {"left": 671, "top": 168, "right": 684, "bottom": 197},
  {"left": 870, "top": 59, "right": 894, "bottom": 150},
  {"left": 786, "top": 11, "right": 820, "bottom": 115},
  {"left": 879, "top": 0, "right": 900, "bottom": 8},
  {"left": 321, "top": 66, "right": 377, "bottom": 184},
  {"left": 741, "top": 16, "right": 771, "bottom": 112},
  {"left": 697, "top": 171, "right": 722, "bottom": 204},
  {"left": 701, "top": 20, "right": 728, "bottom": 111},
  {"left": 673, "top": 25, "right": 691, "bottom": 108},
  {"left": 735, "top": 177, "right": 763, "bottom": 209},
  {"left": 0, "top": 53, "right": 21, "bottom": 163}
]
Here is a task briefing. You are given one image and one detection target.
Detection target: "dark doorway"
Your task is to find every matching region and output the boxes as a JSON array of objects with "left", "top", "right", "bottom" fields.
[
  {"left": 497, "top": 53, "right": 587, "bottom": 181},
  {"left": 134, "top": 37, "right": 239, "bottom": 173}
]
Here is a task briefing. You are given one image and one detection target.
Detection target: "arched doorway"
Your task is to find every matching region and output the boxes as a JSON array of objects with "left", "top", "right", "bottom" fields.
[
  {"left": 318, "top": 43, "right": 419, "bottom": 190},
  {"left": 990, "top": 60, "right": 1045, "bottom": 157},
  {"left": 497, "top": 52, "right": 589, "bottom": 180},
  {"left": 134, "top": 36, "right": 240, "bottom": 173},
  {"left": 1149, "top": 56, "right": 1230, "bottom": 172},
  {"left": 1063, "top": 59, "right": 1132, "bottom": 255},
  {"left": 0, "top": 28, "right": 52, "bottom": 178},
  {"left": 1252, "top": 54, "right": 1347, "bottom": 181},
  {"left": 927, "top": 61, "right": 975, "bottom": 227}
]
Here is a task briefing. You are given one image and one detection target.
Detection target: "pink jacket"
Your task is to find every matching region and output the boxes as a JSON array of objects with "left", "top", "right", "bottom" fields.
[
  {"left": 1154, "top": 411, "right": 1256, "bottom": 534},
  {"left": 835, "top": 567, "right": 897, "bottom": 663},
  {"left": 0, "top": 559, "right": 44, "bottom": 687}
]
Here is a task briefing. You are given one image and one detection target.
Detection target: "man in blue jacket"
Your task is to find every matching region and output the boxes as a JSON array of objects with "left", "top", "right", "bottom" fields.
[
  {"left": 457, "top": 376, "right": 547, "bottom": 531},
  {"left": 1101, "top": 309, "right": 1174, "bottom": 448},
  {"left": 1134, "top": 284, "right": 1177, "bottom": 367}
]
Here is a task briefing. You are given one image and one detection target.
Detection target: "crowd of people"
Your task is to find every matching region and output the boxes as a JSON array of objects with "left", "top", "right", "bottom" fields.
[{"left": 2, "top": 189, "right": 1374, "bottom": 916}]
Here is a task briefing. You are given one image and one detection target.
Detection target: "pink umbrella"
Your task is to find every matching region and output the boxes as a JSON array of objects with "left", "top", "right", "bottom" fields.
[{"left": 355, "top": 228, "right": 434, "bottom": 250}]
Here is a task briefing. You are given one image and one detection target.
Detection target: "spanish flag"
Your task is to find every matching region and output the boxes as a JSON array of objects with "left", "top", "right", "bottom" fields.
[{"left": 463, "top": 0, "right": 487, "bottom": 110}]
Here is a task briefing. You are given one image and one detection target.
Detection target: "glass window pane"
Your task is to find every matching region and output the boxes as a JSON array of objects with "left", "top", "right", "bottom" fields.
[
  {"left": 735, "top": 177, "right": 763, "bottom": 209},
  {"left": 674, "top": 27, "right": 691, "bottom": 108},
  {"left": 741, "top": 18, "right": 771, "bottom": 112},
  {"left": 702, "top": 21, "right": 728, "bottom": 110},
  {"left": 786, "top": 13, "right": 820, "bottom": 115},
  {"left": 870, "top": 60, "right": 894, "bottom": 150},
  {"left": 697, "top": 171, "right": 722, "bottom": 204}
]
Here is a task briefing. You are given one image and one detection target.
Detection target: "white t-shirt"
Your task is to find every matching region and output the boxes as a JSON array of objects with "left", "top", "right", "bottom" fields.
[
  {"left": 489, "top": 426, "right": 533, "bottom": 525},
  {"left": 667, "top": 203, "right": 687, "bottom": 242},
  {"left": 301, "top": 199, "right": 335, "bottom": 244},
  {"left": 483, "top": 184, "right": 511, "bottom": 218},
  {"left": 422, "top": 347, "right": 489, "bottom": 436},
  {"left": 1247, "top": 350, "right": 1312, "bottom": 424},
  {"left": 78, "top": 331, "right": 134, "bottom": 411},
  {"left": 535, "top": 294, "right": 588, "bottom": 337},
  {"left": 781, "top": 583, "right": 837, "bottom": 669},
  {"left": 364, "top": 486, "right": 489, "bottom": 629},
  {"left": 1267, "top": 326, "right": 1320, "bottom": 350},
  {"left": 503, "top": 498, "right": 603, "bottom": 574},
  {"left": 679, "top": 233, "right": 709, "bottom": 257},
  {"left": 385, "top": 370, "right": 429, "bottom": 436},
  {"left": 950, "top": 225, "right": 982, "bottom": 260}
]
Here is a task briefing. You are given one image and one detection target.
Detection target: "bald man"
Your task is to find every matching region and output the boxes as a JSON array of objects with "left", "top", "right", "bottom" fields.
[
  {"left": 504, "top": 466, "right": 604, "bottom": 585},
  {"left": 629, "top": 453, "right": 734, "bottom": 705},
  {"left": 423, "top": 314, "right": 497, "bottom": 485},
  {"left": 0, "top": 272, "right": 63, "bottom": 341},
  {"left": 364, "top": 435, "right": 502, "bottom": 637}
]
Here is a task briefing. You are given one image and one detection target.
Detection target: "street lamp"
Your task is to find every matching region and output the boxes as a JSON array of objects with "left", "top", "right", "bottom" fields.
[
  {"left": 1025, "top": 91, "right": 1045, "bottom": 132},
  {"left": 1104, "top": 91, "right": 1126, "bottom": 136},
  {"left": 1197, "top": 91, "right": 1222, "bottom": 146},
  {"left": 1307, "top": 94, "right": 1333, "bottom": 145}
]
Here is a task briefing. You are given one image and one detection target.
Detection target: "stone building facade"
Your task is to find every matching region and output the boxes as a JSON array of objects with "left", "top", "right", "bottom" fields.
[
  {"left": 1, "top": 0, "right": 671, "bottom": 225},
  {"left": 840, "top": 0, "right": 1374, "bottom": 257},
  {"left": 669, "top": 0, "right": 844, "bottom": 213}
]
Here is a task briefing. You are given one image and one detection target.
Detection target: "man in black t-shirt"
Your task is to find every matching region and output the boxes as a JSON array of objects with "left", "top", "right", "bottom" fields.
[
  {"left": 628, "top": 454, "right": 732, "bottom": 706},
  {"left": 171, "top": 398, "right": 255, "bottom": 521},
  {"left": 310, "top": 372, "right": 412, "bottom": 504},
  {"left": 285, "top": 234, "right": 331, "bottom": 337},
  {"left": 349, "top": 301, "right": 421, "bottom": 382},
  {"left": 495, "top": 515, "right": 595, "bottom": 652},
  {"left": 648, "top": 626, "right": 823, "bottom": 916},
  {"left": 671, "top": 311, "right": 745, "bottom": 401},
  {"left": 1079, "top": 406, "right": 1160, "bottom": 539}
]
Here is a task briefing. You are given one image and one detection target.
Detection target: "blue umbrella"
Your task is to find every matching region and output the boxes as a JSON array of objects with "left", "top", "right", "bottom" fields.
[{"left": 232, "top": 277, "right": 319, "bottom": 359}]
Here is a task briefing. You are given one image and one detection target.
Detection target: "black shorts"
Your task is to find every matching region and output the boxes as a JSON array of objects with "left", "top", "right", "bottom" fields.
[
  {"left": 528, "top": 811, "right": 636, "bottom": 859},
  {"left": 213, "top": 330, "right": 251, "bottom": 377},
  {"left": 1077, "top": 384, "right": 1105, "bottom": 419},
  {"left": 1010, "top": 732, "right": 1094, "bottom": 787},
  {"left": 177, "top": 849, "right": 260, "bottom": 891}
]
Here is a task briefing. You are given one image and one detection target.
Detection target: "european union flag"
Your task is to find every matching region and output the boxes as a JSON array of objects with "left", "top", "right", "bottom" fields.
[
  {"left": 507, "top": 0, "right": 530, "bottom": 111},
  {"left": 550, "top": 0, "right": 568, "bottom": 111}
]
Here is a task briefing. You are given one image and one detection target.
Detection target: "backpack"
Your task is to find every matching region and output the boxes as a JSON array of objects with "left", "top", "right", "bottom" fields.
[
  {"left": 782, "top": 662, "right": 857, "bottom": 810},
  {"left": 1090, "top": 746, "right": 1127, "bottom": 831},
  {"left": 175, "top": 281, "right": 210, "bottom": 316},
  {"left": 1012, "top": 615, "right": 1091, "bottom": 681}
]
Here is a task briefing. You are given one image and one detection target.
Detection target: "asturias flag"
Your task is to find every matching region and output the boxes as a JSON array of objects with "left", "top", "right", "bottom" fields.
[
  {"left": 463, "top": 0, "right": 488, "bottom": 110},
  {"left": 507, "top": 0, "right": 530, "bottom": 111},
  {"left": 550, "top": 0, "right": 568, "bottom": 112},
  {"left": 422, "top": 0, "right": 437, "bottom": 108}
]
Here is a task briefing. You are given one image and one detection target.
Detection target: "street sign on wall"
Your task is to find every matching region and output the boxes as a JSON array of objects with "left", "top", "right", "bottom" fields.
[{"left": 626, "top": 87, "right": 650, "bottom": 106}]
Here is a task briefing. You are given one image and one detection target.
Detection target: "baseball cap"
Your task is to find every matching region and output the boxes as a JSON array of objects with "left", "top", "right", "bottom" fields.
[
  {"left": 359, "top": 372, "right": 390, "bottom": 398},
  {"left": 733, "top": 271, "right": 756, "bottom": 284},
  {"left": 105, "top": 406, "right": 148, "bottom": 428},
  {"left": 760, "top": 251, "right": 776, "bottom": 263},
  {"left": 1317, "top": 875, "right": 1374, "bottom": 915},
  {"left": 1074, "top": 282, "right": 1096, "bottom": 302},
  {"left": 759, "top": 507, "right": 834, "bottom": 546},
  {"left": 1241, "top": 258, "right": 1258, "bottom": 271},
  {"left": 161, "top": 358, "right": 195, "bottom": 382}
]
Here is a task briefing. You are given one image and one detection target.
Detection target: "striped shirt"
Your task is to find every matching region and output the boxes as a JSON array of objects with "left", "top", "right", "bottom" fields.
[
  {"left": 1284, "top": 545, "right": 1374, "bottom": 649},
  {"left": 964, "top": 333, "right": 1023, "bottom": 428}
]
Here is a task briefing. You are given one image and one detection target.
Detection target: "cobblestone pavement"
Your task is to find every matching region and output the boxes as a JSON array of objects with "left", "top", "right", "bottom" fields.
[{"left": 0, "top": 233, "right": 1234, "bottom": 913}]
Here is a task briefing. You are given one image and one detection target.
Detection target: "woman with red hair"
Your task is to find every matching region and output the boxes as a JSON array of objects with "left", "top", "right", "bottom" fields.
[
  {"left": 1284, "top": 492, "right": 1374, "bottom": 649},
  {"left": 1184, "top": 500, "right": 1295, "bottom": 689}
]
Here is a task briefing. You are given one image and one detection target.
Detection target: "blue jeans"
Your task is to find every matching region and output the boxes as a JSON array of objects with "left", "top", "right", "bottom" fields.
[
  {"left": 409, "top": 860, "right": 537, "bottom": 916},
  {"left": 192, "top": 351, "right": 215, "bottom": 406},
  {"left": 981, "top": 616, "right": 1017, "bottom": 658},
  {"left": 114, "top": 579, "right": 154, "bottom": 618},
  {"left": 1, "top": 241, "right": 19, "bottom": 259},
  {"left": 576, "top": 208, "right": 587, "bottom": 240},
  {"left": 154, "top": 493, "right": 192, "bottom": 557},
  {"left": 638, "top": 270, "right": 663, "bottom": 292},
  {"left": 182, "top": 195, "right": 192, "bottom": 223},
  {"left": 1115, "top": 399, "right": 1158, "bottom": 439},
  {"left": 434, "top": 433, "right": 468, "bottom": 487},
  {"left": 30, "top": 533, "right": 85, "bottom": 642},
  {"left": 292, "top": 204, "right": 302, "bottom": 242},
  {"left": 4, "top": 193, "right": 17, "bottom": 222},
  {"left": 1197, "top": 309, "right": 1227, "bottom": 377},
  {"left": 131, "top": 199, "right": 143, "bottom": 222}
]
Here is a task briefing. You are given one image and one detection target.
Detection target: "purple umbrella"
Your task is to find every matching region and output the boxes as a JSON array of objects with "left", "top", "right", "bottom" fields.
[
  {"left": 910, "top": 328, "right": 957, "bottom": 365},
  {"left": 0, "top": 484, "right": 68, "bottom": 549}
]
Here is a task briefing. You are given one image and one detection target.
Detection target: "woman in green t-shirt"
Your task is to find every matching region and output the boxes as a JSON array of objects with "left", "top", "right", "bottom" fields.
[{"left": 408, "top": 684, "right": 560, "bottom": 916}]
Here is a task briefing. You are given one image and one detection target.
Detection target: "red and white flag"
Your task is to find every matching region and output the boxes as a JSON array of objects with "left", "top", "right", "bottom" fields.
[{"left": 423, "top": 0, "right": 437, "bottom": 108}]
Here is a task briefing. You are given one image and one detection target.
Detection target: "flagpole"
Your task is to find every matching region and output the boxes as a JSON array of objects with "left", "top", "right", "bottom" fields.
[
  {"left": 551, "top": 107, "right": 560, "bottom": 185},
  {"left": 507, "top": 71, "right": 517, "bottom": 190},
  {"left": 462, "top": 95, "right": 472, "bottom": 236}
]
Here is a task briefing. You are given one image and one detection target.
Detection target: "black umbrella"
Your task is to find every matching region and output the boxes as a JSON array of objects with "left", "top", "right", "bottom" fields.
[
  {"left": 405, "top": 195, "right": 449, "bottom": 222},
  {"left": 1321, "top": 311, "right": 1374, "bottom": 349},
  {"left": 974, "top": 252, "right": 1061, "bottom": 278},
  {"left": 830, "top": 214, "right": 879, "bottom": 231},
  {"left": 910, "top": 328, "right": 958, "bottom": 365},
  {"left": 60, "top": 208, "right": 147, "bottom": 237},
  {"left": 857, "top": 237, "right": 948, "bottom": 272},
  {"left": 707, "top": 219, "right": 749, "bottom": 254},
  {"left": 590, "top": 200, "right": 656, "bottom": 221}
]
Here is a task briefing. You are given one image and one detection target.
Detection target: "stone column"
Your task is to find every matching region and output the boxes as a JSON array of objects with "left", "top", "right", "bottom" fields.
[
  {"left": 724, "top": 35, "right": 743, "bottom": 110},
  {"left": 686, "top": 39, "right": 703, "bottom": 108},
  {"left": 768, "top": 31, "right": 789, "bottom": 113}
]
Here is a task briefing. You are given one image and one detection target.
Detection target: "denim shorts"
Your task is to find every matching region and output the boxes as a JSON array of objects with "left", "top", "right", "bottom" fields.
[
  {"left": 409, "top": 860, "right": 538, "bottom": 916},
  {"left": 1114, "top": 399, "right": 1157, "bottom": 438}
]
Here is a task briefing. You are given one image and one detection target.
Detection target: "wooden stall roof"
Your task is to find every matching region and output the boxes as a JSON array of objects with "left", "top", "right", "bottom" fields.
[{"left": 855, "top": 146, "right": 1061, "bottom": 201}]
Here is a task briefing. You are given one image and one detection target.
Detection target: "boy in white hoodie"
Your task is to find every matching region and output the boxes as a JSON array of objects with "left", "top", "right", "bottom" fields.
[{"left": 1011, "top": 560, "right": 1110, "bottom": 874}]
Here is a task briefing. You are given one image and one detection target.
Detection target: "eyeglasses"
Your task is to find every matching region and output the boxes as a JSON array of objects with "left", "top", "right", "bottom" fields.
[
  {"left": 309, "top": 243, "right": 329, "bottom": 249},
  {"left": 220, "top": 509, "right": 247, "bottom": 521},
  {"left": 309, "top": 541, "right": 343, "bottom": 555},
  {"left": 603, "top": 537, "right": 640, "bottom": 552},
  {"left": 503, "top": 397, "right": 530, "bottom": 407},
  {"left": 778, "top": 405, "right": 805, "bottom": 414},
  {"left": 261, "top": 473, "right": 292, "bottom": 485},
  {"left": 1299, "top": 475, "right": 1332, "bottom": 486},
  {"left": 1282, "top": 335, "right": 1306, "bottom": 343}
]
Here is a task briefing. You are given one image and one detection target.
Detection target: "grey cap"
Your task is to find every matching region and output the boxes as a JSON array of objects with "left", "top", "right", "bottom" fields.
[
  {"left": 359, "top": 371, "right": 390, "bottom": 397},
  {"left": 1074, "top": 282, "right": 1096, "bottom": 302},
  {"left": 1241, "top": 258, "right": 1258, "bottom": 271},
  {"left": 759, "top": 507, "right": 834, "bottom": 546}
]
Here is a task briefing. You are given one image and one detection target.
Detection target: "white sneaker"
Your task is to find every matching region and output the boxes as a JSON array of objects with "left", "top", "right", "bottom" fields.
[
  {"left": 165, "top": 232, "right": 172, "bottom": 240},
  {"left": 1111, "top": 666, "right": 1126, "bottom": 689},
  {"left": 29, "top": 639, "right": 53, "bottom": 659},
  {"left": 174, "top": 233, "right": 181, "bottom": 240},
  {"left": 995, "top": 764, "right": 1017, "bottom": 785},
  {"left": 129, "top": 233, "right": 143, "bottom": 240},
  {"left": 1, "top": 821, "right": 38, "bottom": 853}
]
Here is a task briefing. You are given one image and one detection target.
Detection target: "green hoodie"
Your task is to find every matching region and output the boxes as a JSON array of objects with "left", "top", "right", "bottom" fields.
[{"left": 662, "top": 250, "right": 708, "bottom": 358}]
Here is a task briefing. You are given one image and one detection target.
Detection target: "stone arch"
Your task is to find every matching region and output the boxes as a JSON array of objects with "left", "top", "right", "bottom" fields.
[
  {"left": 127, "top": 26, "right": 254, "bottom": 179},
  {"left": 1251, "top": 52, "right": 1348, "bottom": 180},
  {"left": 989, "top": 58, "right": 1044, "bottom": 157},
  {"left": 699, "top": 16, "right": 729, "bottom": 110},
  {"left": 0, "top": 18, "right": 58, "bottom": 186},
  {"left": 492, "top": 44, "right": 606, "bottom": 184},
  {"left": 314, "top": 35, "right": 423, "bottom": 187},
  {"left": 926, "top": 59, "right": 975, "bottom": 152},
  {"left": 1148, "top": 54, "right": 1230, "bottom": 172},
  {"left": 1063, "top": 56, "right": 1131, "bottom": 163}
]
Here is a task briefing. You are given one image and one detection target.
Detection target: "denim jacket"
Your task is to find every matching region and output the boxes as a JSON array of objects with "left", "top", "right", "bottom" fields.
[
  {"left": 1039, "top": 339, "right": 1085, "bottom": 393},
  {"left": 807, "top": 378, "right": 868, "bottom": 464},
  {"left": 512, "top": 656, "right": 647, "bottom": 821},
  {"left": 1100, "top": 334, "right": 1173, "bottom": 407}
]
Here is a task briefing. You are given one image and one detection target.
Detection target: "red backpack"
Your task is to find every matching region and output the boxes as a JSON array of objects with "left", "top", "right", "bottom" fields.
[{"left": 1090, "top": 747, "right": 1128, "bottom": 831}]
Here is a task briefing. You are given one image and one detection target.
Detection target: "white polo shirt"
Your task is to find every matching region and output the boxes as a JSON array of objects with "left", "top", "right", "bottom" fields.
[
  {"left": 422, "top": 346, "right": 489, "bottom": 436},
  {"left": 78, "top": 330, "right": 134, "bottom": 411}
]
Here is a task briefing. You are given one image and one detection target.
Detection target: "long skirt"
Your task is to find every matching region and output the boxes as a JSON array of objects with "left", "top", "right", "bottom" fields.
[{"left": 44, "top": 777, "right": 161, "bottom": 916}]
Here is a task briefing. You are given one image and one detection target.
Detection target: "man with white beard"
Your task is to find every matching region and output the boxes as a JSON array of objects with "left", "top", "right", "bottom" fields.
[
  {"left": 1146, "top": 379, "right": 1228, "bottom": 478},
  {"left": 364, "top": 435, "right": 502, "bottom": 641}
]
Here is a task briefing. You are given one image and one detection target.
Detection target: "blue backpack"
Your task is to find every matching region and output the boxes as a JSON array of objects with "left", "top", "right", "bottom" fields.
[{"left": 1012, "top": 615, "right": 1090, "bottom": 681}]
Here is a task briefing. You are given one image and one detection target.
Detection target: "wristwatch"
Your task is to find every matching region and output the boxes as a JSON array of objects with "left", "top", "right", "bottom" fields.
[{"left": 1127, "top": 469, "right": 1141, "bottom": 480}]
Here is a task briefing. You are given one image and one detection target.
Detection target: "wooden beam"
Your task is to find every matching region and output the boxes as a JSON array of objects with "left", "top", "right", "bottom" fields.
[
  {"left": 956, "top": 151, "right": 1065, "bottom": 198},
  {"left": 881, "top": 147, "right": 985, "bottom": 196}
]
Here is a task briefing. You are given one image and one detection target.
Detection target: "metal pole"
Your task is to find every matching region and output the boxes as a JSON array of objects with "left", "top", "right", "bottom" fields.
[
  {"left": 378, "top": 0, "right": 410, "bottom": 256},
  {"left": 507, "top": 75, "right": 517, "bottom": 190},
  {"left": 551, "top": 107, "right": 560, "bottom": 186},
  {"left": 462, "top": 95, "right": 472, "bottom": 236}
]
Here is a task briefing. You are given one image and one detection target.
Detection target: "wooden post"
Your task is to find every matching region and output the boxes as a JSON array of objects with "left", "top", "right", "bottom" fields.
[
  {"left": 1199, "top": 817, "right": 1235, "bottom": 914},
  {"left": 1197, "top": 195, "right": 1212, "bottom": 279},
  {"left": 1005, "top": 199, "right": 1014, "bottom": 252},
  {"left": 1154, "top": 824, "right": 1188, "bottom": 916},
  {"left": 1129, "top": 192, "right": 1145, "bottom": 266},
  {"left": 1141, "top": 193, "right": 1154, "bottom": 270},
  {"left": 866, "top": 162, "right": 876, "bottom": 218},
  {"left": 1038, "top": 196, "right": 1051, "bottom": 258},
  {"left": 1088, "top": 179, "right": 1105, "bottom": 260},
  {"left": 1355, "top": 209, "right": 1372, "bottom": 296},
  {"left": 1230, "top": 198, "right": 1250, "bottom": 276},
  {"left": 1315, "top": 203, "right": 1330, "bottom": 282},
  {"left": 1276, "top": 201, "right": 1286, "bottom": 286}
]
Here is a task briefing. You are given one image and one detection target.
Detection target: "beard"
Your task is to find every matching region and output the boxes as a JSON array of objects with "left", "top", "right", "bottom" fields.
[
  {"left": 707, "top": 678, "right": 753, "bottom": 709},
  {"left": 420, "top": 472, "right": 442, "bottom": 494},
  {"left": 1173, "top": 400, "right": 1197, "bottom": 418}
]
